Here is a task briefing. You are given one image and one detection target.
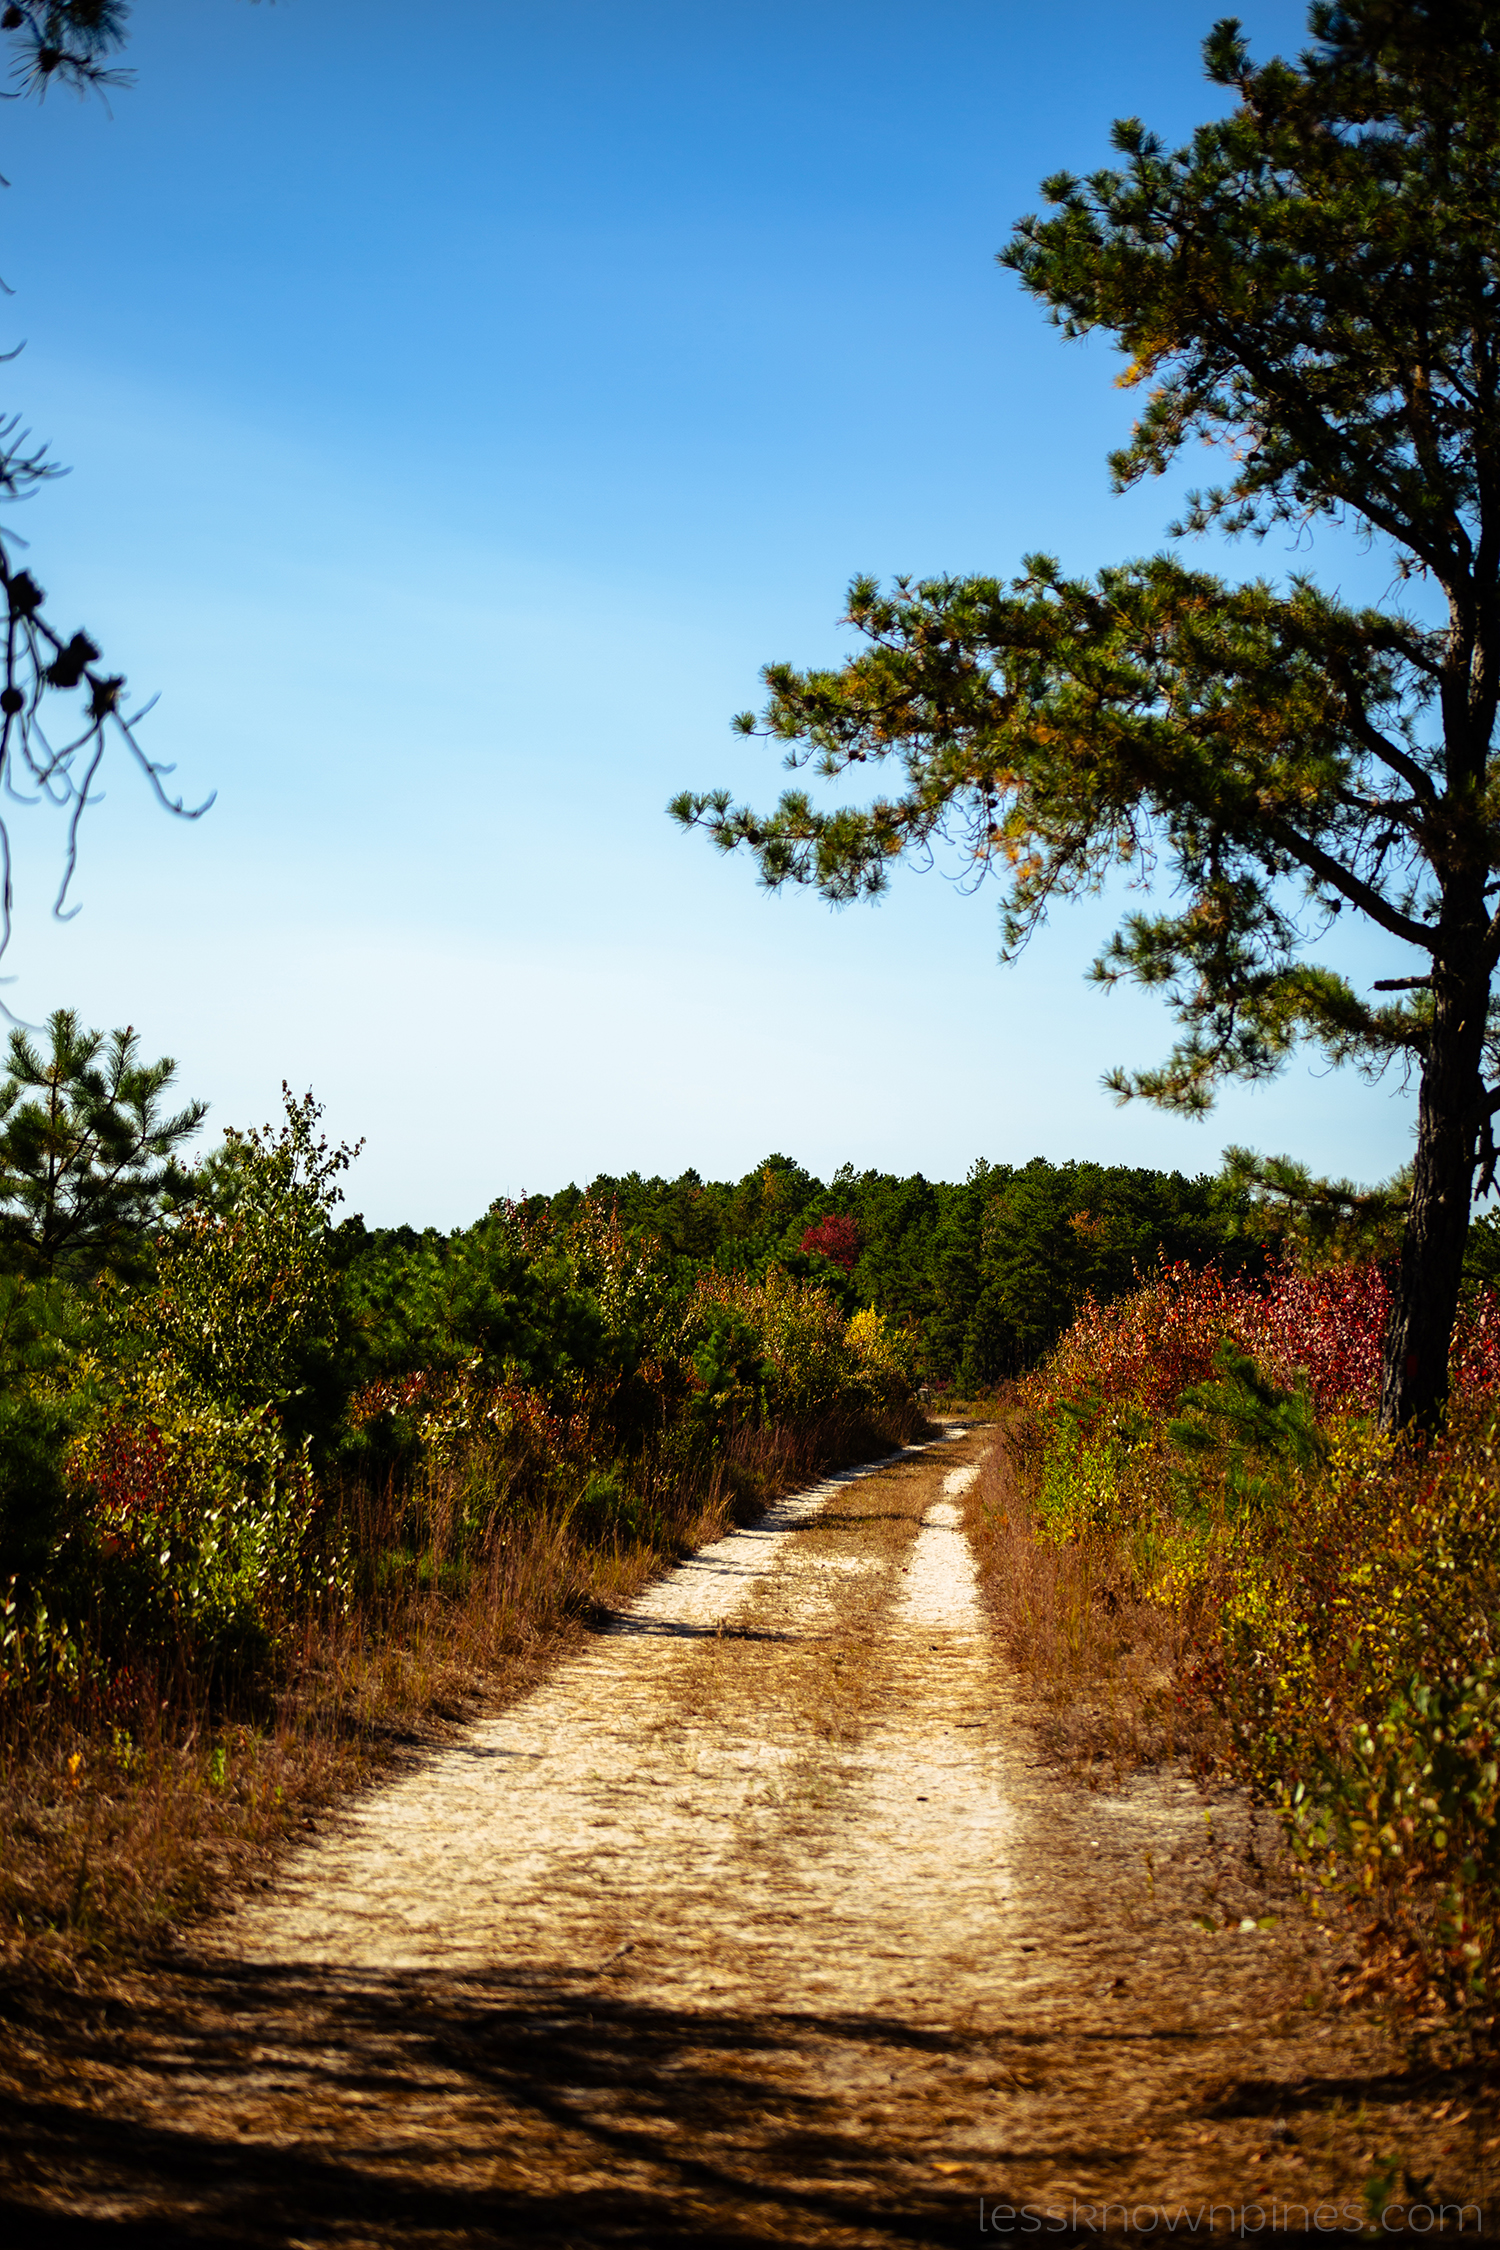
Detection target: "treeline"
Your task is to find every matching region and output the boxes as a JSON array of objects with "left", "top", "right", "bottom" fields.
[
  {"left": 340, "top": 1155, "right": 1262, "bottom": 1393},
  {"left": 0, "top": 997, "right": 1454, "bottom": 1706}
]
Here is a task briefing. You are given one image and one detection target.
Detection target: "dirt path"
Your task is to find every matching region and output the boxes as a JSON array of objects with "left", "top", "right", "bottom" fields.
[{"left": 0, "top": 1429, "right": 1490, "bottom": 2244}]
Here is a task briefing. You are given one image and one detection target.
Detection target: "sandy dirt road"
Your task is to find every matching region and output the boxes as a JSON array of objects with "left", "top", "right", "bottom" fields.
[{"left": 0, "top": 1428, "right": 1484, "bottom": 2245}]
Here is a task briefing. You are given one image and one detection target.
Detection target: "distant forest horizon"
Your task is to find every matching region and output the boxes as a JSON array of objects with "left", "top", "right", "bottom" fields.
[{"left": 344, "top": 1154, "right": 1262, "bottom": 1390}]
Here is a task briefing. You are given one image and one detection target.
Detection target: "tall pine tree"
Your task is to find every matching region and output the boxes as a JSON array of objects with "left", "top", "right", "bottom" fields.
[{"left": 675, "top": 2, "right": 1500, "bottom": 1431}]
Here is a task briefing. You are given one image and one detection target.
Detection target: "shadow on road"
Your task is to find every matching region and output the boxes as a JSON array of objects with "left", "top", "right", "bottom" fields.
[{"left": 0, "top": 1956, "right": 1477, "bottom": 2247}]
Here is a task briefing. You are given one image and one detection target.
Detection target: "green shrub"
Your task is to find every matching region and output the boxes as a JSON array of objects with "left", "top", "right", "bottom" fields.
[
  {"left": 0, "top": 1390, "right": 77, "bottom": 1593},
  {"left": 61, "top": 1090, "right": 358, "bottom": 1664},
  {"left": 76, "top": 1371, "right": 337, "bottom": 1660},
  {"left": 1292, "top": 1654, "right": 1499, "bottom": 2004}
]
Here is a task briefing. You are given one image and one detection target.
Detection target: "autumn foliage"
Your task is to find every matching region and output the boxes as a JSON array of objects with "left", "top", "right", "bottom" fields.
[
  {"left": 798, "top": 1212, "right": 861, "bottom": 1274},
  {"left": 1015, "top": 1257, "right": 1500, "bottom": 2026},
  {"left": 1033, "top": 1257, "right": 1399, "bottom": 1422}
]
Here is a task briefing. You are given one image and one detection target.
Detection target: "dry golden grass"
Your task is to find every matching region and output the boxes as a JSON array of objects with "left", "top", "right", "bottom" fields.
[
  {"left": 961, "top": 1410, "right": 1232, "bottom": 1784},
  {"left": 0, "top": 1401, "right": 924, "bottom": 1979}
]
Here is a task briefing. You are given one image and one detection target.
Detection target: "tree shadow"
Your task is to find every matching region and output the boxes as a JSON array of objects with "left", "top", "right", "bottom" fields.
[
  {"left": 3, "top": 1959, "right": 1488, "bottom": 2246},
  {"left": 0, "top": 1960, "right": 994, "bottom": 2244}
]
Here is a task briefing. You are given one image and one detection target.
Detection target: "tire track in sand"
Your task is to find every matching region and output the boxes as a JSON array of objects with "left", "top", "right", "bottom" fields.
[{"left": 208, "top": 1434, "right": 1010, "bottom": 1989}]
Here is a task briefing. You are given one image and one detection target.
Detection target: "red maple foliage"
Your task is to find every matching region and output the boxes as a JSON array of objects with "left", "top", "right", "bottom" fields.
[
  {"left": 799, "top": 1213, "right": 860, "bottom": 1275},
  {"left": 1248, "top": 1263, "right": 1390, "bottom": 1415},
  {"left": 91, "top": 1422, "right": 177, "bottom": 1558}
]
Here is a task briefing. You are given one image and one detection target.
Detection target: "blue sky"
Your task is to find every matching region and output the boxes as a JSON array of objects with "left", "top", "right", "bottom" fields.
[{"left": 0, "top": 0, "right": 1420, "bottom": 1223}]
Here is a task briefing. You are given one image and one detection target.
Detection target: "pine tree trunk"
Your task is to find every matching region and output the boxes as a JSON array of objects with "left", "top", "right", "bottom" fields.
[{"left": 1379, "top": 983, "right": 1484, "bottom": 1432}]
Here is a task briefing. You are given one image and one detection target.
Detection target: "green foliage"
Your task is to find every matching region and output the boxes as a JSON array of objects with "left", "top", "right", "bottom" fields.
[
  {"left": 141, "top": 1088, "right": 357, "bottom": 1432},
  {"left": 82, "top": 1398, "right": 327, "bottom": 1660},
  {"left": 1293, "top": 1654, "right": 1499, "bottom": 2002},
  {"left": 342, "top": 1224, "right": 557, "bottom": 1383},
  {"left": 1222, "top": 1146, "right": 1410, "bottom": 1269},
  {"left": 337, "top": 1198, "right": 924, "bottom": 1567},
  {"left": 686, "top": 1301, "right": 770, "bottom": 1422},
  {"left": 1166, "top": 1339, "right": 1327, "bottom": 1522},
  {"left": 1464, "top": 1206, "right": 1500, "bottom": 1294},
  {"left": 0, "top": 1268, "right": 96, "bottom": 1386},
  {"left": 1168, "top": 1340, "right": 1327, "bottom": 1475},
  {"left": 0, "top": 1008, "right": 205, "bottom": 1279},
  {"left": 683, "top": 1269, "right": 911, "bottom": 1429},
  {"left": 343, "top": 1196, "right": 674, "bottom": 1398},
  {"left": 64, "top": 1089, "right": 360, "bottom": 1659},
  {"left": 0, "top": 1389, "right": 75, "bottom": 1594},
  {"left": 680, "top": 558, "right": 1436, "bottom": 1112},
  {"left": 1036, "top": 1420, "right": 1130, "bottom": 1541},
  {"left": 0, "top": 1036, "right": 921, "bottom": 1733},
  {"left": 965, "top": 1160, "right": 1254, "bottom": 1383},
  {"left": 490, "top": 1151, "right": 1253, "bottom": 1388}
]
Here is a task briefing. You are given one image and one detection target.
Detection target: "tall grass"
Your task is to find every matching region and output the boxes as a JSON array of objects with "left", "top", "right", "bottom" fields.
[
  {"left": 964, "top": 1417, "right": 1227, "bottom": 1783},
  {"left": 0, "top": 1394, "right": 923, "bottom": 1975}
]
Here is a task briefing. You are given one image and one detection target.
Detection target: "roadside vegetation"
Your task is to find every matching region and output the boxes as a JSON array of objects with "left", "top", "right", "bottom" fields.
[
  {"left": 10, "top": 1001, "right": 1498, "bottom": 2064},
  {"left": 980, "top": 1258, "right": 1500, "bottom": 2042},
  {"left": 0, "top": 1014, "right": 928, "bottom": 1971}
]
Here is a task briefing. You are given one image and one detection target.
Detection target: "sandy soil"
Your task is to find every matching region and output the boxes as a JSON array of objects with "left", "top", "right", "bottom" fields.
[{"left": 0, "top": 1427, "right": 1493, "bottom": 2245}]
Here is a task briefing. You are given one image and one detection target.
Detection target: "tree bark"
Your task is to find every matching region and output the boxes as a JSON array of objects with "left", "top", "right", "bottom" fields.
[{"left": 1379, "top": 969, "right": 1486, "bottom": 1432}]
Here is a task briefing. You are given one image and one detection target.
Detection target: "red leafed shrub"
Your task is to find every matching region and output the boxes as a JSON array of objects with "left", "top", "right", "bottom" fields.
[
  {"left": 799, "top": 1213, "right": 860, "bottom": 1274},
  {"left": 1028, "top": 1254, "right": 1500, "bottom": 1426},
  {"left": 1246, "top": 1262, "right": 1390, "bottom": 1415},
  {"left": 1242, "top": 1262, "right": 1500, "bottom": 1415},
  {"left": 1453, "top": 1287, "right": 1500, "bottom": 1393},
  {"left": 92, "top": 1422, "right": 178, "bottom": 1552},
  {"left": 1031, "top": 1260, "right": 1251, "bottom": 1418}
]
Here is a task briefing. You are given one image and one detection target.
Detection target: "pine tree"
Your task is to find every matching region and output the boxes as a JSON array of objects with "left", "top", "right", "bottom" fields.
[
  {"left": 0, "top": 1007, "right": 206, "bottom": 1277},
  {"left": 675, "top": 2, "right": 1500, "bottom": 1430}
]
